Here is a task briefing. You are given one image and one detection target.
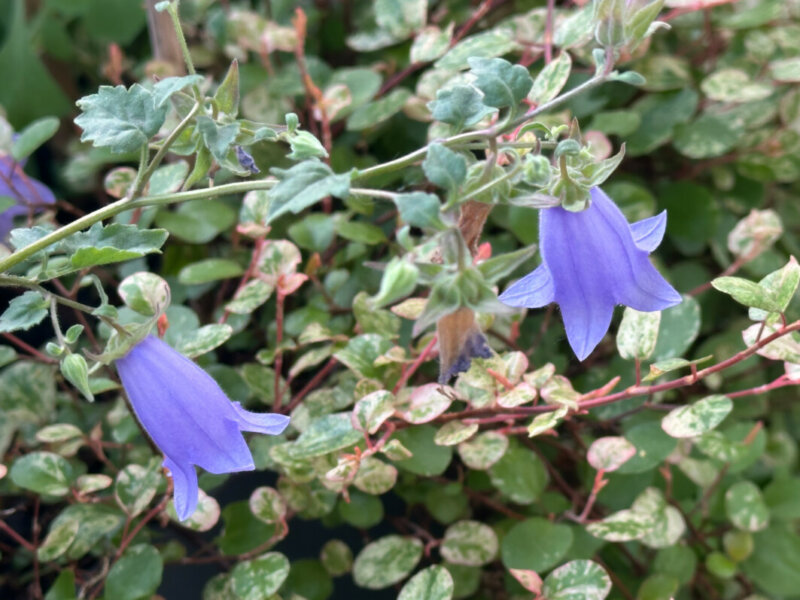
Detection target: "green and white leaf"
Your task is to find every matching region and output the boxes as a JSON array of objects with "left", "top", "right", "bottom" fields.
[
  {"left": 726, "top": 481, "right": 769, "bottom": 532},
  {"left": 529, "top": 52, "right": 572, "bottom": 105},
  {"left": 230, "top": 552, "right": 290, "bottom": 600},
  {"left": 661, "top": 395, "right": 733, "bottom": 439},
  {"left": 587, "top": 436, "right": 637, "bottom": 472},
  {"left": 440, "top": 520, "right": 498, "bottom": 566},
  {"left": 541, "top": 560, "right": 612, "bottom": 600},
  {"left": 10, "top": 451, "right": 73, "bottom": 496},
  {"left": 352, "top": 535, "right": 423, "bottom": 589},
  {"left": 586, "top": 509, "right": 653, "bottom": 542},
  {"left": 457, "top": 431, "right": 508, "bottom": 470},
  {"left": 616, "top": 307, "right": 661, "bottom": 360},
  {"left": 398, "top": 565, "right": 454, "bottom": 600}
]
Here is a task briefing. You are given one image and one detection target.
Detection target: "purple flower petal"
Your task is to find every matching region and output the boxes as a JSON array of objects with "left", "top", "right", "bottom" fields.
[
  {"left": 498, "top": 263, "right": 554, "bottom": 308},
  {"left": 232, "top": 402, "right": 291, "bottom": 435},
  {"left": 559, "top": 285, "right": 615, "bottom": 361},
  {"left": 115, "top": 335, "right": 290, "bottom": 521},
  {"left": 631, "top": 211, "right": 667, "bottom": 252},
  {"left": 499, "top": 186, "right": 681, "bottom": 361},
  {"left": 164, "top": 457, "right": 198, "bottom": 521},
  {"left": 0, "top": 155, "right": 56, "bottom": 239}
]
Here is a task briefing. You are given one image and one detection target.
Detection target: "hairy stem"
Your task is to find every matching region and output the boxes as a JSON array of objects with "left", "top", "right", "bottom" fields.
[
  {"left": 0, "top": 179, "right": 276, "bottom": 274},
  {"left": 355, "top": 72, "right": 612, "bottom": 181}
]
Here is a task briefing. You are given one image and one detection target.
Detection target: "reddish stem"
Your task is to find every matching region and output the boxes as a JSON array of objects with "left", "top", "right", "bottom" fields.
[
  {"left": 726, "top": 375, "right": 796, "bottom": 399},
  {"left": 544, "top": 0, "right": 555, "bottom": 64},
  {"left": 578, "top": 469, "right": 606, "bottom": 522},
  {"left": 486, "top": 368, "right": 514, "bottom": 391},
  {"left": 220, "top": 236, "right": 265, "bottom": 324},
  {"left": 0, "top": 519, "right": 36, "bottom": 552},
  {"left": 393, "top": 335, "right": 438, "bottom": 394},
  {"left": 2, "top": 333, "right": 56, "bottom": 363},
  {"left": 286, "top": 357, "right": 338, "bottom": 413},
  {"left": 431, "top": 319, "right": 800, "bottom": 423},
  {"left": 273, "top": 291, "right": 285, "bottom": 412}
]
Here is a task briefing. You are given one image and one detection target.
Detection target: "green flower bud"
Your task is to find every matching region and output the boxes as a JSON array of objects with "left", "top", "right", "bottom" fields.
[
  {"left": 61, "top": 353, "right": 94, "bottom": 402},
  {"left": 522, "top": 155, "right": 553, "bottom": 187},
  {"left": 371, "top": 258, "right": 420, "bottom": 309}
]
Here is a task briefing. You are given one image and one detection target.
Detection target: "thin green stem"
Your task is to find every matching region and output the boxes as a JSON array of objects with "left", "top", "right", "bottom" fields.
[
  {"left": 0, "top": 276, "right": 95, "bottom": 312},
  {"left": 353, "top": 71, "right": 611, "bottom": 182},
  {"left": 131, "top": 146, "right": 149, "bottom": 195},
  {"left": 0, "top": 67, "right": 611, "bottom": 277},
  {"left": 349, "top": 188, "right": 399, "bottom": 200},
  {"left": 50, "top": 297, "right": 66, "bottom": 346},
  {"left": 458, "top": 162, "right": 522, "bottom": 206},
  {"left": 479, "top": 136, "right": 499, "bottom": 183},
  {"left": 0, "top": 275, "right": 127, "bottom": 335},
  {"left": 0, "top": 179, "right": 276, "bottom": 274},
  {"left": 166, "top": 1, "right": 196, "bottom": 76},
  {"left": 134, "top": 102, "right": 202, "bottom": 197}
]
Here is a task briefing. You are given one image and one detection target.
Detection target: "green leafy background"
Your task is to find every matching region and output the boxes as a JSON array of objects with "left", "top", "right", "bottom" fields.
[{"left": 2, "top": 0, "right": 800, "bottom": 599}]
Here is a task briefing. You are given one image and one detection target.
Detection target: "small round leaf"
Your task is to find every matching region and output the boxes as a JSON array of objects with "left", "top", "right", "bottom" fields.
[{"left": 353, "top": 535, "right": 423, "bottom": 589}]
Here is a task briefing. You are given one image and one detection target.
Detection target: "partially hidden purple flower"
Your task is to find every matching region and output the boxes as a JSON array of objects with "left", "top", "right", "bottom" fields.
[
  {"left": 499, "top": 187, "right": 681, "bottom": 361},
  {"left": 115, "top": 335, "right": 290, "bottom": 520},
  {"left": 235, "top": 145, "right": 260, "bottom": 174},
  {"left": 0, "top": 154, "right": 56, "bottom": 239}
]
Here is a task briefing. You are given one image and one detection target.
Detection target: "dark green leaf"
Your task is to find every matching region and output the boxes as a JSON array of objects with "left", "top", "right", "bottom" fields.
[
  {"left": 11, "top": 117, "right": 60, "bottom": 161},
  {"left": 335, "top": 219, "right": 387, "bottom": 244},
  {"left": 0, "top": 0, "right": 71, "bottom": 126},
  {"left": 393, "top": 425, "right": 453, "bottom": 476},
  {"left": 105, "top": 544, "right": 163, "bottom": 600},
  {"left": 178, "top": 258, "right": 244, "bottom": 285},
  {"left": 44, "top": 570, "right": 76, "bottom": 600},
  {"left": 217, "top": 501, "right": 279, "bottom": 556},
  {"left": 501, "top": 518, "right": 573, "bottom": 572},
  {"left": 214, "top": 59, "right": 240, "bottom": 117},
  {"left": 155, "top": 200, "right": 236, "bottom": 244}
]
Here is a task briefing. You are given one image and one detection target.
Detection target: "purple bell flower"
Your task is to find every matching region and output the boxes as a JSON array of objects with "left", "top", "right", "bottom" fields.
[
  {"left": 499, "top": 187, "right": 681, "bottom": 360},
  {"left": 0, "top": 154, "right": 56, "bottom": 239},
  {"left": 115, "top": 335, "right": 290, "bottom": 520}
]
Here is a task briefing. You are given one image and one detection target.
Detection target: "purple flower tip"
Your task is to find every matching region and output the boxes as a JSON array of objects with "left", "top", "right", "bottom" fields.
[
  {"left": 115, "top": 335, "right": 290, "bottom": 521},
  {"left": 0, "top": 155, "right": 56, "bottom": 240},
  {"left": 499, "top": 187, "right": 681, "bottom": 361}
]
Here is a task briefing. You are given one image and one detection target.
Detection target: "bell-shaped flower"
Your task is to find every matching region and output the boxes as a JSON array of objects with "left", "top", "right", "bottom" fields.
[
  {"left": 500, "top": 187, "right": 681, "bottom": 360},
  {"left": 0, "top": 154, "right": 56, "bottom": 239},
  {"left": 115, "top": 335, "right": 290, "bottom": 520}
]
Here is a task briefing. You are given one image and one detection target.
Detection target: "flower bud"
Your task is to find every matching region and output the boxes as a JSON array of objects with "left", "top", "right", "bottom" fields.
[
  {"left": 61, "top": 353, "right": 94, "bottom": 402},
  {"left": 522, "top": 155, "right": 553, "bottom": 187},
  {"left": 371, "top": 258, "right": 420, "bottom": 309}
]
